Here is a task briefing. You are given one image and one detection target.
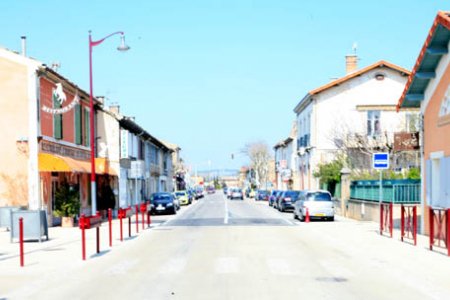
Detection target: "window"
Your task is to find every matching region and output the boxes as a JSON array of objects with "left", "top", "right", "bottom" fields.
[
  {"left": 74, "top": 104, "right": 82, "bottom": 144},
  {"left": 367, "top": 110, "right": 380, "bottom": 137},
  {"left": 84, "top": 108, "right": 90, "bottom": 147},
  {"left": 406, "top": 113, "right": 420, "bottom": 132},
  {"left": 53, "top": 93, "right": 63, "bottom": 139}
]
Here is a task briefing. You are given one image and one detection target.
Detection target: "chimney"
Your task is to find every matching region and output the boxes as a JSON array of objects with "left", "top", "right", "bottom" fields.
[
  {"left": 21, "top": 36, "right": 26, "bottom": 56},
  {"left": 109, "top": 105, "right": 120, "bottom": 114},
  {"left": 346, "top": 54, "right": 357, "bottom": 74},
  {"left": 97, "top": 96, "right": 105, "bottom": 105}
]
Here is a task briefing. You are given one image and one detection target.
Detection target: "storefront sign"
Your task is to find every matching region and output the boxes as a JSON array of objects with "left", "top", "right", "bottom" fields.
[
  {"left": 41, "top": 141, "right": 90, "bottom": 160},
  {"left": 42, "top": 85, "right": 80, "bottom": 114},
  {"left": 120, "top": 130, "right": 129, "bottom": 158}
]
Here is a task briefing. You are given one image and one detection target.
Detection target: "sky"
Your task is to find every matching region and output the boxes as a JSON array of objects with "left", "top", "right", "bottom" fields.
[{"left": 1, "top": 0, "right": 449, "bottom": 171}]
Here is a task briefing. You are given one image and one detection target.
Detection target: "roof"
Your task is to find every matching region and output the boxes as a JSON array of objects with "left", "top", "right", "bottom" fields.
[
  {"left": 274, "top": 137, "right": 293, "bottom": 150},
  {"left": 397, "top": 11, "right": 450, "bottom": 111},
  {"left": 161, "top": 140, "right": 181, "bottom": 151},
  {"left": 295, "top": 60, "right": 410, "bottom": 113}
]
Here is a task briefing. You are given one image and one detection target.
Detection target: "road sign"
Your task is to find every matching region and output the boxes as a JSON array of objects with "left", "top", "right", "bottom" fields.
[{"left": 373, "top": 153, "right": 389, "bottom": 169}]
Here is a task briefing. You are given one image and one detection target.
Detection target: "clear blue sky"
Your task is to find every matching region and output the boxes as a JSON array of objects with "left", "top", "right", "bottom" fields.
[{"left": 1, "top": 1, "right": 449, "bottom": 171}]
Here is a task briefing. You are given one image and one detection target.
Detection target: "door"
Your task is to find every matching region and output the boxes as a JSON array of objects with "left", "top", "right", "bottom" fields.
[{"left": 51, "top": 178, "right": 61, "bottom": 226}]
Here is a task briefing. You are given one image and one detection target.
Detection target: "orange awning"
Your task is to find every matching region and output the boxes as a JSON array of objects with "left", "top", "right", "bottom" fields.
[{"left": 39, "top": 153, "right": 117, "bottom": 176}]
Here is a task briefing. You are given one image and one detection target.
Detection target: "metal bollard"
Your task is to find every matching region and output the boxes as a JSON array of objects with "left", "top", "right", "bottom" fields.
[
  {"left": 19, "top": 217, "right": 24, "bottom": 267},
  {"left": 135, "top": 205, "right": 139, "bottom": 234},
  {"left": 119, "top": 209, "right": 123, "bottom": 242},
  {"left": 96, "top": 211, "right": 100, "bottom": 254}
]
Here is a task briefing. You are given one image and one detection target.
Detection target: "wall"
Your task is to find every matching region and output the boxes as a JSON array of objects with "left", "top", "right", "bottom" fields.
[{"left": 0, "top": 57, "right": 30, "bottom": 206}]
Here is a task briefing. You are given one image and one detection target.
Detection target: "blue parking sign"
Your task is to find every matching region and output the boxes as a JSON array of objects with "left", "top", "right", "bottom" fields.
[{"left": 373, "top": 153, "right": 389, "bottom": 169}]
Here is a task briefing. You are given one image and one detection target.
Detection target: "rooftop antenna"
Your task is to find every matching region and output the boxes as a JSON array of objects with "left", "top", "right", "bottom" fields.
[
  {"left": 50, "top": 61, "right": 61, "bottom": 72},
  {"left": 352, "top": 42, "right": 357, "bottom": 55}
]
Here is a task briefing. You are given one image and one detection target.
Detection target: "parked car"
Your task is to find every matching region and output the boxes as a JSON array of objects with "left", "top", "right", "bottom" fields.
[
  {"left": 188, "top": 190, "right": 197, "bottom": 201},
  {"left": 293, "top": 190, "right": 334, "bottom": 221},
  {"left": 175, "top": 191, "right": 191, "bottom": 205},
  {"left": 207, "top": 187, "right": 215, "bottom": 194},
  {"left": 229, "top": 188, "right": 244, "bottom": 200},
  {"left": 150, "top": 192, "right": 179, "bottom": 214},
  {"left": 272, "top": 190, "right": 284, "bottom": 209},
  {"left": 227, "top": 188, "right": 234, "bottom": 199},
  {"left": 249, "top": 189, "right": 257, "bottom": 198},
  {"left": 269, "top": 190, "right": 279, "bottom": 206},
  {"left": 224, "top": 187, "right": 228, "bottom": 195},
  {"left": 196, "top": 188, "right": 205, "bottom": 198},
  {"left": 277, "top": 190, "right": 300, "bottom": 212},
  {"left": 256, "top": 190, "right": 270, "bottom": 201}
]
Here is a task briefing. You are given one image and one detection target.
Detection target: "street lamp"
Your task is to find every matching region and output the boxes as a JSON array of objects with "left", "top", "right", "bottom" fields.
[{"left": 89, "top": 31, "right": 130, "bottom": 215}]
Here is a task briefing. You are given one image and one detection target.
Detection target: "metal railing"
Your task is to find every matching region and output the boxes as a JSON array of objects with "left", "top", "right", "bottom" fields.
[{"left": 350, "top": 179, "right": 420, "bottom": 204}]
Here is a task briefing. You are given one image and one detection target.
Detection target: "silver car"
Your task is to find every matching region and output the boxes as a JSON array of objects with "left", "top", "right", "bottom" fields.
[{"left": 293, "top": 190, "right": 334, "bottom": 221}]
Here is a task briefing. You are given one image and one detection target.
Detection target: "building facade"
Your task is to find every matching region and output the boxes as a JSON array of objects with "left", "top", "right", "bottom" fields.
[
  {"left": 294, "top": 58, "right": 416, "bottom": 190},
  {"left": 397, "top": 11, "right": 450, "bottom": 234}
]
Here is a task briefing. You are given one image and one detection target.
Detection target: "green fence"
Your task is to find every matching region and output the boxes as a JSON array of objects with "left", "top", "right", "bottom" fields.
[{"left": 350, "top": 179, "right": 421, "bottom": 204}]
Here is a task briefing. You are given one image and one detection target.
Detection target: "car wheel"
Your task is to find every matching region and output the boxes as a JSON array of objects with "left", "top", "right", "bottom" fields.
[
  {"left": 172, "top": 207, "right": 177, "bottom": 215},
  {"left": 299, "top": 212, "right": 305, "bottom": 222},
  {"left": 329, "top": 217, "right": 334, "bottom": 222},
  {"left": 279, "top": 204, "right": 284, "bottom": 212},
  {"left": 293, "top": 210, "right": 297, "bottom": 220}
]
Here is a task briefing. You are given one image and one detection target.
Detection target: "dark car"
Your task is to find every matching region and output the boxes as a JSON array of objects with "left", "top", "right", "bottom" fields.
[
  {"left": 277, "top": 190, "right": 301, "bottom": 212},
  {"left": 256, "top": 190, "right": 270, "bottom": 201},
  {"left": 272, "top": 190, "right": 284, "bottom": 209},
  {"left": 224, "top": 187, "right": 228, "bottom": 195},
  {"left": 269, "top": 190, "right": 279, "bottom": 206},
  {"left": 150, "top": 192, "right": 178, "bottom": 214}
]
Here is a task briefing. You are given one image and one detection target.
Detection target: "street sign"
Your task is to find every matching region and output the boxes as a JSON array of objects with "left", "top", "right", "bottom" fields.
[{"left": 373, "top": 153, "right": 389, "bottom": 169}]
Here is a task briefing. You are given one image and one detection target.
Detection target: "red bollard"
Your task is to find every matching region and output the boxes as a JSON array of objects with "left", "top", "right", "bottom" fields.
[
  {"left": 81, "top": 214, "right": 86, "bottom": 261},
  {"left": 380, "top": 204, "right": 384, "bottom": 235},
  {"left": 447, "top": 209, "right": 450, "bottom": 257},
  {"left": 305, "top": 207, "right": 310, "bottom": 223},
  {"left": 108, "top": 208, "right": 112, "bottom": 247},
  {"left": 96, "top": 211, "right": 100, "bottom": 254},
  {"left": 429, "top": 207, "right": 434, "bottom": 251},
  {"left": 389, "top": 203, "right": 393, "bottom": 238},
  {"left": 135, "top": 205, "right": 139, "bottom": 234},
  {"left": 147, "top": 207, "right": 151, "bottom": 227},
  {"left": 119, "top": 209, "right": 123, "bottom": 242},
  {"left": 128, "top": 206, "right": 132, "bottom": 237},
  {"left": 141, "top": 206, "right": 145, "bottom": 230},
  {"left": 413, "top": 205, "right": 417, "bottom": 246},
  {"left": 401, "top": 204, "right": 405, "bottom": 242},
  {"left": 19, "top": 217, "right": 24, "bottom": 267}
]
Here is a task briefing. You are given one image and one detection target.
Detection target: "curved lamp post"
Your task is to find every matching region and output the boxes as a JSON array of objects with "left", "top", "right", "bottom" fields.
[{"left": 89, "top": 31, "right": 130, "bottom": 215}]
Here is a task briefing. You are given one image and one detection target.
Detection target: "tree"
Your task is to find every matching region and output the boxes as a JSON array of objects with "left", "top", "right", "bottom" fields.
[{"left": 241, "top": 141, "right": 272, "bottom": 189}]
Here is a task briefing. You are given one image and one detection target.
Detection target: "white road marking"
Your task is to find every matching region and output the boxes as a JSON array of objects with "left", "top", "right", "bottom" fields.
[
  {"left": 216, "top": 257, "right": 239, "bottom": 274},
  {"left": 158, "top": 257, "right": 188, "bottom": 274},
  {"left": 224, "top": 196, "right": 229, "bottom": 224},
  {"left": 319, "top": 260, "right": 355, "bottom": 278},
  {"left": 267, "top": 258, "right": 298, "bottom": 275},
  {"left": 103, "top": 259, "right": 139, "bottom": 275}
]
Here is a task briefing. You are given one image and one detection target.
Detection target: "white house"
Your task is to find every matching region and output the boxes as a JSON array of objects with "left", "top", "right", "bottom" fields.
[{"left": 294, "top": 57, "right": 417, "bottom": 190}]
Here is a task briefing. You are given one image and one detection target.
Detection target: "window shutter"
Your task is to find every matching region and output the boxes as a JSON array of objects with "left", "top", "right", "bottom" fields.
[
  {"left": 426, "top": 159, "right": 432, "bottom": 206},
  {"left": 84, "top": 109, "right": 90, "bottom": 147},
  {"left": 53, "top": 93, "right": 62, "bottom": 139},
  {"left": 439, "top": 156, "right": 450, "bottom": 209},
  {"left": 75, "top": 105, "right": 82, "bottom": 144}
]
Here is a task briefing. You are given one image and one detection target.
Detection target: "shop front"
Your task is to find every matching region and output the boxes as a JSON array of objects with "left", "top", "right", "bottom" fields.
[{"left": 39, "top": 141, "right": 117, "bottom": 226}]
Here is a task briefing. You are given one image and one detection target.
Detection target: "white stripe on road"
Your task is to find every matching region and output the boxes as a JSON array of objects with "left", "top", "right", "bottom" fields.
[
  {"left": 216, "top": 257, "right": 239, "bottom": 274},
  {"left": 224, "top": 196, "right": 229, "bottom": 224},
  {"left": 158, "top": 257, "right": 188, "bottom": 274},
  {"left": 267, "top": 258, "right": 298, "bottom": 275},
  {"left": 319, "top": 260, "right": 355, "bottom": 278},
  {"left": 103, "top": 259, "right": 139, "bottom": 275}
]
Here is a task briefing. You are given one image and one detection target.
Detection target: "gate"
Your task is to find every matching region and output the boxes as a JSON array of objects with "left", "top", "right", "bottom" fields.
[{"left": 429, "top": 208, "right": 450, "bottom": 256}]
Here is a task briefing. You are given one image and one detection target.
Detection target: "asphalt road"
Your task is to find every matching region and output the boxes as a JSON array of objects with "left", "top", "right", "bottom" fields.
[{"left": 3, "top": 192, "right": 450, "bottom": 299}]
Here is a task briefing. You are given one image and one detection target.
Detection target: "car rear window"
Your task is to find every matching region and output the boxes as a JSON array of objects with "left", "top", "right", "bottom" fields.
[
  {"left": 284, "top": 191, "right": 299, "bottom": 198},
  {"left": 152, "top": 194, "right": 171, "bottom": 200},
  {"left": 306, "top": 192, "right": 331, "bottom": 201}
]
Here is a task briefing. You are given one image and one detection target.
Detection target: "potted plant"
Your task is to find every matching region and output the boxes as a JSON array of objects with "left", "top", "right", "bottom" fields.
[{"left": 53, "top": 180, "right": 80, "bottom": 227}]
